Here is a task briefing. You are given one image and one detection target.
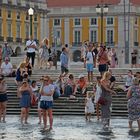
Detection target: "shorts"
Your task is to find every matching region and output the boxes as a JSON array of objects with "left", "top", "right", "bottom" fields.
[
  {"left": 86, "top": 63, "right": 93, "bottom": 72},
  {"left": 0, "top": 94, "right": 8, "bottom": 102},
  {"left": 48, "top": 57, "right": 53, "bottom": 62},
  {"left": 98, "top": 64, "right": 108, "bottom": 73},
  {"left": 40, "top": 100, "right": 53, "bottom": 110},
  {"left": 61, "top": 66, "right": 69, "bottom": 74}
]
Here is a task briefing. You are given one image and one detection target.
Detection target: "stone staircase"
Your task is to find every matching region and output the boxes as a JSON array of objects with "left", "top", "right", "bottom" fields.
[{"left": 5, "top": 67, "right": 130, "bottom": 117}]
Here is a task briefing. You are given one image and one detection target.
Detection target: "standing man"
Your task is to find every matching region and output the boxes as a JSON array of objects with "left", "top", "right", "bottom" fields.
[
  {"left": 85, "top": 43, "right": 95, "bottom": 84},
  {"left": 26, "top": 36, "right": 37, "bottom": 67},
  {"left": 60, "top": 47, "right": 69, "bottom": 77},
  {"left": 97, "top": 45, "right": 109, "bottom": 77}
]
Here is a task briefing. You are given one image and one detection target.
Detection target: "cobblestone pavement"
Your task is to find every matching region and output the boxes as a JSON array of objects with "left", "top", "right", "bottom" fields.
[{"left": 0, "top": 116, "right": 140, "bottom": 140}]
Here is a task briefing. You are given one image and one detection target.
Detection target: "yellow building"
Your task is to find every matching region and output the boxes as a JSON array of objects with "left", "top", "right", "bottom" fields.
[{"left": 0, "top": 0, "right": 48, "bottom": 53}]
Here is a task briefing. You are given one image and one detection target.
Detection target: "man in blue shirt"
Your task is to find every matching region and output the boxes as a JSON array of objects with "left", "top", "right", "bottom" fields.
[{"left": 60, "top": 47, "right": 69, "bottom": 77}]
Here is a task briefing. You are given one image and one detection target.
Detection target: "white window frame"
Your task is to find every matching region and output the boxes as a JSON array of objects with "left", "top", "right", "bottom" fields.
[
  {"left": 7, "top": 10, "right": 11, "bottom": 19},
  {"left": 74, "top": 18, "right": 81, "bottom": 26},
  {"left": 16, "top": 23, "right": 21, "bottom": 38},
  {"left": 134, "top": 29, "right": 138, "bottom": 42},
  {"left": 34, "top": 24, "right": 38, "bottom": 39},
  {"left": 106, "top": 17, "right": 114, "bottom": 25},
  {"left": 106, "top": 29, "right": 114, "bottom": 44},
  {"left": 25, "top": 24, "right": 29, "bottom": 38},
  {"left": 7, "top": 22, "right": 12, "bottom": 37},
  {"left": 0, "top": 21, "right": 2, "bottom": 36},
  {"left": 90, "top": 18, "right": 98, "bottom": 26},
  {"left": 89, "top": 29, "right": 98, "bottom": 43},
  {"left": 53, "top": 19, "right": 61, "bottom": 27},
  {"left": 73, "top": 29, "right": 81, "bottom": 43}
]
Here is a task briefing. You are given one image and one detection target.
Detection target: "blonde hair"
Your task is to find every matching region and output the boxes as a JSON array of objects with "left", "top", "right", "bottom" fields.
[
  {"left": 87, "top": 91, "right": 94, "bottom": 98},
  {"left": 19, "top": 62, "right": 26, "bottom": 69},
  {"left": 133, "top": 78, "right": 139, "bottom": 85},
  {"left": 102, "top": 71, "right": 111, "bottom": 80}
]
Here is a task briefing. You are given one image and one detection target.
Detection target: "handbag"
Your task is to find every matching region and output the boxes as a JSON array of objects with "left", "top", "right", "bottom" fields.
[
  {"left": 98, "top": 97, "right": 107, "bottom": 105},
  {"left": 31, "top": 94, "right": 37, "bottom": 106}
]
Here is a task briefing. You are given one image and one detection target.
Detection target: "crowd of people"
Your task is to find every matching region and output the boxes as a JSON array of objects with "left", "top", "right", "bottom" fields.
[{"left": 0, "top": 39, "right": 140, "bottom": 132}]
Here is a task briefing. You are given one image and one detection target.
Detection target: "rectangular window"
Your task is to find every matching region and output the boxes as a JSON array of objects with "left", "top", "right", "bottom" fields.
[
  {"left": 135, "top": 17, "right": 138, "bottom": 25},
  {"left": 0, "top": 22, "right": 2, "bottom": 36},
  {"left": 17, "top": 12, "right": 20, "bottom": 20},
  {"left": 0, "top": 9, "right": 1, "bottom": 17},
  {"left": 34, "top": 14, "right": 38, "bottom": 21},
  {"left": 90, "top": 18, "right": 97, "bottom": 25},
  {"left": 17, "top": 0, "right": 21, "bottom": 6},
  {"left": 26, "top": 14, "right": 29, "bottom": 20},
  {"left": 34, "top": 25, "right": 38, "bottom": 39},
  {"left": 74, "top": 30, "right": 81, "bottom": 43},
  {"left": 107, "top": 17, "right": 113, "bottom": 25},
  {"left": 8, "top": 0, "right": 12, "bottom": 4},
  {"left": 134, "top": 29, "right": 138, "bottom": 42},
  {"left": 7, "top": 23, "right": 11, "bottom": 37},
  {"left": 56, "top": 30, "right": 60, "bottom": 38},
  {"left": 90, "top": 30, "right": 97, "bottom": 43},
  {"left": 54, "top": 19, "right": 60, "bottom": 26},
  {"left": 25, "top": 24, "right": 29, "bottom": 38},
  {"left": 7, "top": 11, "right": 11, "bottom": 18},
  {"left": 74, "top": 18, "right": 81, "bottom": 26},
  {"left": 16, "top": 24, "right": 20, "bottom": 38},
  {"left": 107, "top": 30, "right": 114, "bottom": 43}
]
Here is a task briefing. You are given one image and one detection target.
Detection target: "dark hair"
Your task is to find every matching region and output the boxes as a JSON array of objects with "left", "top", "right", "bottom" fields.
[
  {"left": 65, "top": 44, "right": 68, "bottom": 48},
  {"left": 62, "top": 47, "right": 66, "bottom": 52},
  {"left": 23, "top": 73, "right": 28, "bottom": 78},
  {"left": 31, "top": 80, "right": 36, "bottom": 85},
  {"left": 69, "top": 74, "right": 74, "bottom": 79}
]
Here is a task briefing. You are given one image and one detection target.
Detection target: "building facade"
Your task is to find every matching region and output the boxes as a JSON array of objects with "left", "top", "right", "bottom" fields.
[
  {"left": 46, "top": 0, "right": 140, "bottom": 66},
  {"left": 0, "top": 0, "right": 48, "bottom": 54}
]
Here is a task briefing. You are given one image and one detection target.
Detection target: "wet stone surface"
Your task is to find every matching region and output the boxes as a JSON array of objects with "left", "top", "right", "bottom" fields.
[{"left": 0, "top": 116, "right": 140, "bottom": 140}]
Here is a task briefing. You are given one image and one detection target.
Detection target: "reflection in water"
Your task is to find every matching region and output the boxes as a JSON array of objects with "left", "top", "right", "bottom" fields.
[
  {"left": 0, "top": 116, "right": 138, "bottom": 140},
  {"left": 128, "top": 129, "right": 140, "bottom": 138}
]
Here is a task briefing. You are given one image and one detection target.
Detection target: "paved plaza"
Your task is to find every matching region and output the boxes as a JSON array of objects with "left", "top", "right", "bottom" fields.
[{"left": 0, "top": 116, "right": 140, "bottom": 140}]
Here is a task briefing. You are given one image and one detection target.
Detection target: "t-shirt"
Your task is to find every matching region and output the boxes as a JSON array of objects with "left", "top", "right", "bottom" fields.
[
  {"left": 85, "top": 51, "right": 95, "bottom": 64},
  {"left": 26, "top": 40, "right": 36, "bottom": 53},
  {"left": 40, "top": 84, "right": 54, "bottom": 101},
  {"left": 77, "top": 80, "right": 86, "bottom": 89},
  {"left": 1, "top": 62, "right": 13, "bottom": 75}
]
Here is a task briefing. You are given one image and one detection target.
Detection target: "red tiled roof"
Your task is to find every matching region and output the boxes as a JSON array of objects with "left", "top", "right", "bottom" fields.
[
  {"left": 47, "top": 0, "right": 121, "bottom": 8},
  {"left": 130, "top": 0, "right": 140, "bottom": 5}
]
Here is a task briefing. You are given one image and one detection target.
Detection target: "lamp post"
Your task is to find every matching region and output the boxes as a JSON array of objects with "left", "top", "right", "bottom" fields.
[
  {"left": 96, "top": 3, "right": 108, "bottom": 45},
  {"left": 28, "top": 8, "right": 34, "bottom": 37}
]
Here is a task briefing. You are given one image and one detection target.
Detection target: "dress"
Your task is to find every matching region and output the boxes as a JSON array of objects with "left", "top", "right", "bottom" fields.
[
  {"left": 100, "top": 85, "right": 112, "bottom": 125},
  {"left": 41, "top": 45, "right": 48, "bottom": 60},
  {"left": 85, "top": 97, "right": 95, "bottom": 113},
  {"left": 94, "top": 84, "right": 102, "bottom": 104},
  {"left": 20, "top": 90, "right": 31, "bottom": 108},
  {"left": 128, "top": 85, "right": 140, "bottom": 121}
]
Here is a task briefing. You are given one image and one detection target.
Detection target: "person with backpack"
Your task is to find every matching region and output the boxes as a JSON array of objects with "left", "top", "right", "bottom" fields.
[
  {"left": 85, "top": 43, "right": 95, "bottom": 84},
  {"left": 25, "top": 36, "right": 37, "bottom": 67}
]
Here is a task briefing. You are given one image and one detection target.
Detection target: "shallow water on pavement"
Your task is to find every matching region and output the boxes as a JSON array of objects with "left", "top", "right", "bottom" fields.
[{"left": 0, "top": 116, "right": 140, "bottom": 140}]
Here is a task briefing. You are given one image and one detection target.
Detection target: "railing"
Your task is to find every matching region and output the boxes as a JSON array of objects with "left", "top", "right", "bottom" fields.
[
  {"left": 134, "top": 42, "right": 139, "bottom": 47},
  {"left": 0, "top": 36, "right": 4, "bottom": 41},
  {"left": 72, "top": 42, "right": 82, "bottom": 47},
  {"left": 6, "top": 37, "right": 13, "bottom": 42},
  {"left": 16, "top": 38, "right": 22, "bottom": 43}
]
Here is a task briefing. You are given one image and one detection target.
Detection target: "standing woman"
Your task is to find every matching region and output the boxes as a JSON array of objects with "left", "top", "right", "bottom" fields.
[
  {"left": 38, "top": 38, "right": 48, "bottom": 69},
  {"left": 25, "top": 57, "right": 32, "bottom": 76},
  {"left": 18, "top": 80, "right": 32, "bottom": 125},
  {"left": 40, "top": 76, "right": 54, "bottom": 131},
  {"left": 100, "top": 71, "right": 116, "bottom": 129},
  {"left": 0, "top": 75, "right": 7, "bottom": 123},
  {"left": 127, "top": 78, "right": 140, "bottom": 130}
]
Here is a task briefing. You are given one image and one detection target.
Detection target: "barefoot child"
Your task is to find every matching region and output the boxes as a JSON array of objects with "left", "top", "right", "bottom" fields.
[{"left": 85, "top": 91, "right": 95, "bottom": 121}]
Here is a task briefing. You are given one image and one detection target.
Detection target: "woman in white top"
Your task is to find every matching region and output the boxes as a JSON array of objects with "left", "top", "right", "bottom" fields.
[{"left": 39, "top": 76, "right": 54, "bottom": 131}]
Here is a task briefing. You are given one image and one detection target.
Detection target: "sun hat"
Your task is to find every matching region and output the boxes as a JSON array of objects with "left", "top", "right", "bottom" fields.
[{"left": 78, "top": 74, "right": 84, "bottom": 79}]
